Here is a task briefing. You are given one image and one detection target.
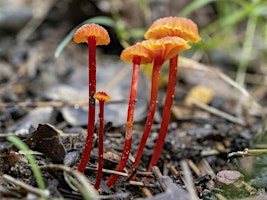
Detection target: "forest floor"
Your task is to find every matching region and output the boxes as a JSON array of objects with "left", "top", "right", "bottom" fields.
[{"left": 1, "top": 1, "right": 267, "bottom": 200}]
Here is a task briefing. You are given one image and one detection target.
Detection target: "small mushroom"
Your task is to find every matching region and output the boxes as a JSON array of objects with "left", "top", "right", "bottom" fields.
[
  {"left": 73, "top": 24, "right": 110, "bottom": 173},
  {"left": 93, "top": 91, "right": 111, "bottom": 190},
  {"left": 131, "top": 37, "right": 190, "bottom": 180},
  {"left": 106, "top": 43, "right": 153, "bottom": 187}
]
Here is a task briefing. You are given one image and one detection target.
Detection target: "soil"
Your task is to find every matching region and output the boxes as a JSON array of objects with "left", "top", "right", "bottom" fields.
[{"left": 1, "top": 1, "right": 267, "bottom": 200}]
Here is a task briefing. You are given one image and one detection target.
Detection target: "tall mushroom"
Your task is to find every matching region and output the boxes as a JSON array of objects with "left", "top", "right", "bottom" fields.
[
  {"left": 131, "top": 37, "right": 190, "bottom": 179},
  {"left": 93, "top": 91, "right": 111, "bottom": 190},
  {"left": 144, "top": 17, "right": 201, "bottom": 171},
  {"left": 73, "top": 24, "right": 110, "bottom": 173},
  {"left": 106, "top": 43, "right": 153, "bottom": 187}
]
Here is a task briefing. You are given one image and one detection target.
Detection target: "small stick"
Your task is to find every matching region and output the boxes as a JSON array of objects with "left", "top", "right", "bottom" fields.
[
  {"left": 180, "top": 160, "right": 199, "bottom": 200},
  {"left": 241, "top": 181, "right": 256, "bottom": 195},
  {"left": 198, "top": 158, "right": 216, "bottom": 179},
  {"left": 3, "top": 174, "right": 48, "bottom": 198},
  {"left": 192, "top": 101, "right": 245, "bottom": 126},
  {"left": 187, "top": 159, "right": 200, "bottom": 176},
  {"left": 167, "top": 164, "right": 179, "bottom": 175},
  {"left": 136, "top": 171, "right": 154, "bottom": 178},
  {"left": 0, "top": 99, "right": 125, "bottom": 108},
  {"left": 228, "top": 148, "right": 267, "bottom": 159},
  {"left": 151, "top": 166, "right": 165, "bottom": 191},
  {"left": 39, "top": 164, "right": 97, "bottom": 197},
  {"left": 141, "top": 187, "right": 153, "bottom": 197},
  {"left": 0, "top": 185, "right": 21, "bottom": 198},
  {"left": 214, "top": 193, "right": 228, "bottom": 200},
  {"left": 129, "top": 181, "right": 157, "bottom": 188},
  {"left": 85, "top": 167, "right": 154, "bottom": 178}
]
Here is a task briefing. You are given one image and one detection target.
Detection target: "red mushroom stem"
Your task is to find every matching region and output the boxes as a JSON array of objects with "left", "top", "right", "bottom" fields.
[
  {"left": 94, "top": 98, "right": 104, "bottom": 190},
  {"left": 147, "top": 55, "right": 178, "bottom": 171},
  {"left": 106, "top": 56, "right": 142, "bottom": 187},
  {"left": 77, "top": 36, "right": 97, "bottom": 173},
  {"left": 131, "top": 57, "right": 164, "bottom": 180},
  {"left": 94, "top": 92, "right": 110, "bottom": 190}
]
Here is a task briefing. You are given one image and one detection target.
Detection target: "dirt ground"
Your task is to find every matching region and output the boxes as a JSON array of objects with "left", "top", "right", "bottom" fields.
[{"left": 1, "top": 1, "right": 267, "bottom": 199}]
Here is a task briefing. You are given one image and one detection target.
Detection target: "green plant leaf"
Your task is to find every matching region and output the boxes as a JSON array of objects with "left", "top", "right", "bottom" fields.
[
  {"left": 7, "top": 135, "right": 46, "bottom": 192},
  {"left": 178, "top": 0, "right": 216, "bottom": 16},
  {"left": 54, "top": 16, "right": 117, "bottom": 58}
]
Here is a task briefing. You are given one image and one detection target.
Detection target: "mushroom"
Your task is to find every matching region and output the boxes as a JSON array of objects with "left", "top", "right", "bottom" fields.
[
  {"left": 144, "top": 16, "right": 201, "bottom": 42},
  {"left": 131, "top": 37, "right": 190, "bottom": 180},
  {"left": 73, "top": 24, "right": 110, "bottom": 173},
  {"left": 106, "top": 43, "right": 153, "bottom": 187},
  {"left": 93, "top": 91, "right": 111, "bottom": 190},
  {"left": 144, "top": 17, "right": 201, "bottom": 172}
]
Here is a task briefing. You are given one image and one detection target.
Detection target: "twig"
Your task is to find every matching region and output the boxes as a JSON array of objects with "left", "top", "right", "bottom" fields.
[
  {"left": 198, "top": 158, "right": 216, "bottom": 179},
  {"left": 192, "top": 101, "right": 246, "bottom": 126},
  {"left": 3, "top": 174, "right": 48, "bottom": 198},
  {"left": 39, "top": 164, "right": 97, "bottom": 197},
  {"left": 180, "top": 160, "right": 199, "bottom": 200},
  {"left": 167, "top": 163, "right": 179, "bottom": 175},
  {"left": 16, "top": 0, "right": 57, "bottom": 42},
  {"left": 187, "top": 159, "right": 200, "bottom": 176},
  {"left": 228, "top": 148, "right": 267, "bottom": 159},
  {"left": 151, "top": 166, "right": 165, "bottom": 191},
  {"left": 86, "top": 166, "right": 154, "bottom": 178},
  {"left": 241, "top": 181, "right": 256, "bottom": 195},
  {"left": 0, "top": 185, "right": 21, "bottom": 198},
  {"left": 214, "top": 193, "right": 228, "bottom": 200},
  {"left": 0, "top": 99, "right": 126, "bottom": 108},
  {"left": 141, "top": 187, "right": 153, "bottom": 197},
  {"left": 129, "top": 181, "right": 157, "bottom": 188}
]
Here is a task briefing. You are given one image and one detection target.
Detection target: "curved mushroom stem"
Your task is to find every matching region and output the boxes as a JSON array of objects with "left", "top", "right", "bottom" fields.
[
  {"left": 147, "top": 55, "right": 178, "bottom": 172},
  {"left": 106, "top": 56, "right": 141, "bottom": 187},
  {"left": 94, "top": 100, "right": 105, "bottom": 190},
  {"left": 131, "top": 57, "right": 165, "bottom": 180},
  {"left": 77, "top": 36, "right": 97, "bottom": 173}
]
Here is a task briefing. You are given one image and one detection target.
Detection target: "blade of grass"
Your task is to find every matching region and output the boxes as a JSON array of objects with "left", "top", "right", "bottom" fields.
[
  {"left": 7, "top": 135, "right": 46, "bottom": 192},
  {"left": 68, "top": 176, "right": 92, "bottom": 200},
  {"left": 235, "top": 12, "right": 258, "bottom": 86},
  {"left": 202, "top": 2, "right": 261, "bottom": 35},
  {"left": 178, "top": 0, "right": 216, "bottom": 17}
]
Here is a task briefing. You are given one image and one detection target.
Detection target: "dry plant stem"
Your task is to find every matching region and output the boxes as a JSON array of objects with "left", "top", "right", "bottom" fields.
[
  {"left": 131, "top": 57, "right": 165, "bottom": 180},
  {"left": 106, "top": 56, "right": 141, "bottom": 187},
  {"left": 94, "top": 101, "right": 105, "bottom": 190},
  {"left": 77, "top": 36, "right": 96, "bottom": 173},
  {"left": 148, "top": 55, "right": 178, "bottom": 170},
  {"left": 3, "top": 174, "right": 47, "bottom": 198}
]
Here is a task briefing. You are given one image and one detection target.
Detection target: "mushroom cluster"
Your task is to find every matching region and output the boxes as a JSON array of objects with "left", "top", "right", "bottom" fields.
[{"left": 73, "top": 17, "right": 201, "bottom": 188}]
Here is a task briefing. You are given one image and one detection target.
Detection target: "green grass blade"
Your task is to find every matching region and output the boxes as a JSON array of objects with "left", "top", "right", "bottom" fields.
[
  {"left": 7, "top": 135, "right": 46, "bottom": 191},
  {"left": 54, "top": 16, "right": 117, "bottom": 58},
  {"left": 178, "top": 0, "right": 216, "bottom": 16}
]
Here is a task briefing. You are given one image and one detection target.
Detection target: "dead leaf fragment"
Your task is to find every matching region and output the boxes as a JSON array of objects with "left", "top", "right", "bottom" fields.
[
  {"left": 25, "top": 124, "right": 66, "bottom": 163},
  {"left": 184, "top": 86, "right": 214, "bottom": 106}
]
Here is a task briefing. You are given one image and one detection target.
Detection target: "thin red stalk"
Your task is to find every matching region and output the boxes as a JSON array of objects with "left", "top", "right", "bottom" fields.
[
  {"left": 131, "top": 57, "right": 165, "bottom": 180},
  {"left": 147, "top": 55, "right": 178, "bottom": 171},
  {"left": 94, "top": 100, "right": 105, "bottom": 190},
  {"left": 106, "top": 56, "right": 141, "bottom": 187},
  {"left": 77, "top": 36, "right": 97, "bottom": 173}
]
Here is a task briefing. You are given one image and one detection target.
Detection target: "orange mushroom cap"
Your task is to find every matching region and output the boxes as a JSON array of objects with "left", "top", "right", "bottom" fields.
[
  {"left": 120, "top": 43, "right": 153, "bottom": 64},
  {"left": 139, "top": 37, "right": 191, "bottom": 60},
  {"left": 94, "top": 91, "right": 111, "bottom": 102},
  {"left": 73, "top": 24, "right": 110, "bottom": 45},
  {"left": 145, "top": 17, "right": 201, "bottom": 43}
]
